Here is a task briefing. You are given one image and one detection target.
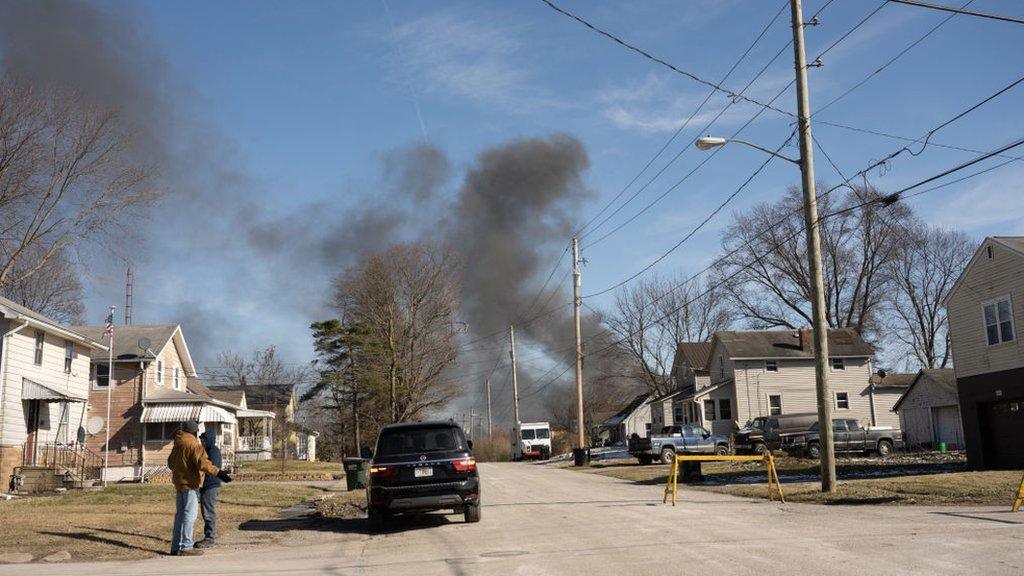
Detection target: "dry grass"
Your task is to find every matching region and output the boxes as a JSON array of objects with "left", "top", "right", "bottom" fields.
[
  {"left": 232, "top": 459, "right": 342, "bottom": 481},
  {"left": 0, "top": 482, "right": 324, "bottom": 562},
  {"left": 579, "top": 456, "right": 1024, "bottom": 506},
  {"left": 473, "top": 432, "right": 512, "bottom": 462}
]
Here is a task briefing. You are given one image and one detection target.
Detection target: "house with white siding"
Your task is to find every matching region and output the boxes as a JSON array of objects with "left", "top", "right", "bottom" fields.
[
  {"left": 892, "top": 369, "right": 961, "bottom": 450},
  {"left": 598, "top": 392, "right": 652, "bottom": 445},
  {"left": 1, "top": 297, "right": 107, "bottom": 489},
  {"left": 680, "top": 328, "right": 882, "bottom": 436},
  {"left": 945, "top": 236, "right": 1024, "bottom": 469}
]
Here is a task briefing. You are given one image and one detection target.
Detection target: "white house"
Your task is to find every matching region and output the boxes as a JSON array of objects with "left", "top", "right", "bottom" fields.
[
  {"left": 1, "top": 297, "right": 107, "bottom": 488},
  {"left": 598, "top": 392, "right": 652, "bottom": 444}
]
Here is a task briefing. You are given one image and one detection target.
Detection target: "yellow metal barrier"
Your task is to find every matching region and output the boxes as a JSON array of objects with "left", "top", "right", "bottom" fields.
[
  {"left": 662, "top": 453, "right": 785, "bottom": 506},
  {"left": 1013, "top": 472, "right": 1024, "bottom": 512}
]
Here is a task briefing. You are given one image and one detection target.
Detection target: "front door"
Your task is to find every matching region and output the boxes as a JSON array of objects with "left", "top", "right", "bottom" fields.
[{"left": 24, "top": 400, "right": 40, "bottom": 465}]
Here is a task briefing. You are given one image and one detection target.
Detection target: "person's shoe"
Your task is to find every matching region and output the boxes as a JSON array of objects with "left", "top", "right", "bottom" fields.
[
  {"left": 194, "top": 539, "right": 216, "bottom": 549},
  {"left": 177, "top": 548, "right": 204, "bottom": 556}
]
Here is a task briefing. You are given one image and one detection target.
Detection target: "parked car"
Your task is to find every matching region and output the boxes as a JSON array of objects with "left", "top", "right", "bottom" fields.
[
  {"left": 628, "top": 425, "right": 730, "bottom": 465},
  {"left": 783, "top": 418, "right": 903, "bottom": 458},
  {"left": 513, "top": 421, "right": 552, "bottom": 461},
  {"left": 366, "top": 421, "right": 481, "bottom": 530},
  {"left": 734, "top": 412, "right": 819, "bottom": 454}
]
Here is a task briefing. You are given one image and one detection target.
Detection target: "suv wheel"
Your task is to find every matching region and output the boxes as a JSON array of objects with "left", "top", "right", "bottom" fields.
[
  {"left": 807, "top": 442, "right": 821, "bottom": 459},
  {"left": 464, "top": 502, "right": 482, "bottom": 523},
  {"left": 660, "top": 447, "right": 676, "bottom": 465},
  {"left": 877, "top": 439, "right": 893, "bottom": 458},
  {"left": 715, "top": 444, "right": 729, "bottom": 456}
]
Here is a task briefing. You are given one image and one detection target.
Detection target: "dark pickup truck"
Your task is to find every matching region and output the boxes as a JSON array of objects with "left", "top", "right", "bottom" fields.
[
  {"left": 782, "top": 418, "right": 903, "bottom": 459},
  {"left": 628, "top": 425, "right": 730, "bottom": 465}
]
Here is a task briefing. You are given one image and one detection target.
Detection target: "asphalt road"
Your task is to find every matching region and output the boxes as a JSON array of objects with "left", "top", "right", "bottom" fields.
[{"left": 5, "top": 462, "right": 1023, "bottom": 575}]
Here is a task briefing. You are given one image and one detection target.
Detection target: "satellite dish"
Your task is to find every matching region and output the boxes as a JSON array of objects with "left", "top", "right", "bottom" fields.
[
  {"left": 138, "top": 337, "right": 152, "bottom": 352},
  {"left": 86, "top": 416, "right": 105, "bottom": 435}
]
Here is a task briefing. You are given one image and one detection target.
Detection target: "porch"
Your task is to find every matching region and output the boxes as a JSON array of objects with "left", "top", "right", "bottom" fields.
[
  {"left": 236, "top": 408, "right": 275, "bottom": 461},
  {"left": 11, "top": 442, "right": 104, "bottom": 493}
]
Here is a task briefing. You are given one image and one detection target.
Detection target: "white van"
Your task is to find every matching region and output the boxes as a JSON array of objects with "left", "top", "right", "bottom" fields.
[{"left": 513, "top": 422, "right": 552, "bottom": 461}]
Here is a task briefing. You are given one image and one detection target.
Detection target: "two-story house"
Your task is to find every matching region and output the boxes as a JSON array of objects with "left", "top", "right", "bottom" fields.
[
  {"left": 684, "top": 328, "right": 878, "bottom": 436},
  {"left": 70, "top": 324, "right": 241, "bottom": 481},
  {"left": 669, "top": 342, "right": 713, "bottom": 429},
  {"left": 945, "top": 236, "right": 1024, "bottom": 469},
  {"left": 1, "top": 297, "right": 107, "bottom": 487}
]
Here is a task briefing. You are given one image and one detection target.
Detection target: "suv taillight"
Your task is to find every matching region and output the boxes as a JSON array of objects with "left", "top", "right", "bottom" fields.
[
  {"left": 452, "top": 458, "right": 476, "bottom": 472},
  {"left": 370, "top": 465, "right": 395, "bottom": 478}
]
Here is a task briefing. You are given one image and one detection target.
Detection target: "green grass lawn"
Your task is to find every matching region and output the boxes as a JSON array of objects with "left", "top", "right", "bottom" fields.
[
  {"left": 0, "top": 482, "right": 325, "bottom": 562},
  {"left": 580, "top": 456, "right": 1024, "bottom": 506}
]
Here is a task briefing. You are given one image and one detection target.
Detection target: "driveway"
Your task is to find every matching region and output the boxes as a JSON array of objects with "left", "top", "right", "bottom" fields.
[{"left": 4, "top": 462, "right": 1022, "bottom": 575}]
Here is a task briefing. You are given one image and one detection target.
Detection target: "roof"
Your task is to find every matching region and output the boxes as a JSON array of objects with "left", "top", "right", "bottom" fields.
[
  {"left": 600, "top": 393, "right": 651, "bottom": 427},
  {"left": 675, "top": 342, "right": 712, "bottom": 372},
  {"left": 68, "top": 324, "right": 178, "bottom": 362},
  {"left": 207, "top": 388, "right": 245, "bottom": 407},
  {"left": 0, "top": 296, "right": 106, "bottom": 350},
  {"left": 22, "top": 377, "right": 87, "bottom": 402},
  {"left": 868, "top": 371, "right": 917, "bottom": 389},
  {"left": 711, "top": 328, "right": 873, "bottom": 360},
  {"left": 992, "top": 236, "right": 1024, "bottom": 256},
  {"left": 141, "top": 403, "right": 236, "bottom": 424},
  {"left": 210, "top": 384, "right": 294, "bottom": 411},
  {"left": 892, "top": 368, "right": 957, "bottom": 412},
  {"left": 648, "top": 387, "right": 688, "bottom": 404}
]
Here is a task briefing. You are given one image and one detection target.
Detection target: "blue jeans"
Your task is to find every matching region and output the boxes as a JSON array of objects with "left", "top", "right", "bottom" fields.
[
  {"left": 171, "top": 489, "right": 199, "bottom": 553},
  {"left": 200, "top": 487, "right": 219, "bottom": 540}
]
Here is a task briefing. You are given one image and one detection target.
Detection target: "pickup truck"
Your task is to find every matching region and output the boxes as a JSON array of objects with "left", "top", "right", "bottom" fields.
[
  {"left": 782, "top": 418, "right": 903, "bottom": 459},
  {"left": 628, "top": 425, "right": 730, "bottom": 465}
]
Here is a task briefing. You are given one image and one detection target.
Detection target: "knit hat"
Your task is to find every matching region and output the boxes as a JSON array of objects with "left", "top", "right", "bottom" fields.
[{"left": 182, "top": 421, "right": 199, "bottom": 435}]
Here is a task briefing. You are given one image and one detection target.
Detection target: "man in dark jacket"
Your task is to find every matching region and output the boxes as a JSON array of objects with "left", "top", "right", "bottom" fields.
[
  {"left": 195, "top": 430, "right": 223, "bottom": 548},
  {"left": 168, "top": 421, "right": 231, "bottom": 556}
]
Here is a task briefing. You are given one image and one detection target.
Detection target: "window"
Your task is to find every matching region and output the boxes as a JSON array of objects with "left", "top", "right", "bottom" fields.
[
  {"left": 376, "top": 425, "right": 465, "bottom": 457},
  {"left": 145, "top": 422, "right": 182, "bottom": 441},
  {"left": 645, "top": 422, "right": 652, "bottom": 435},
  {"left": 835, "top": 392, "right": 850, "bottom": 410},
  {"left": 768, "top": 394, "right": 783, "bottom": 416},
  {"left": 719, "top": 356, "right": 725, "bottom": 379},
  {"left": 34, "top": 330, "right": 44, "bottom": 365},
  {"left": 673, "top": 404, "right": 683, "bottom": 423},
  {"left": 832, "top": 420, "right": 847, "bottom": 432},
  {"left": 765, "top": 360, "right": 778, "bottom": 372},
  {"left": 95, "top": 364, "right": 110, "bottom": 388},
  {"left": 521, "top": 429, "right": 536, "bottom": 440},
  {"left": 983, "top": 296, "right": 1015, "bottom": 345},
  {"left": 156, "top": 360, "right": 164, "bottom": 385},
  {"left": 704, "top": 400, "right": 716, "bottom": 421},
  {"left": 64, "top": 340, "right": 74, "bottom": 373},
  {"left": 173, "top": 367, "right": 181, "bottom": 390},
  {"left": 829, "top": 357, "right": 845, "bottom": 371},
  {"left": 719, "top": 398, "right": 732, "bottom": 420}
]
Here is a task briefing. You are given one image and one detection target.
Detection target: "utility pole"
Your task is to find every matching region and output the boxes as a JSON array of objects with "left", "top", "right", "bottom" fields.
[
  {"left": 469, "top": 407, "right": 475, "bottom": 439},
  {"left": 486, "top": 377, "right": 493, "bottom": 436},
  {"left": 572, "top": 236, "right": 587, "bottom": 459},
  {"left": 790, "top": 0, "right": 836, "bottom": 492},
  {"left": 509, "top": 325, "right": 521, "bottom": 427},
  {"left": 124, "top": 267, "right": 133, "bottom": 325}
]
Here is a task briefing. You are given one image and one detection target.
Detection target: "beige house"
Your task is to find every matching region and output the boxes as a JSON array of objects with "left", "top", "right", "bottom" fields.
[
  {"left": 680, "top": 329, "right": 881, "bottom": 436},
  {"left": 945, "top": 236, "right": 1024, "bottom": 469},
  {"left": 1, "top": 297, "right": 107, "bottom": 490}
]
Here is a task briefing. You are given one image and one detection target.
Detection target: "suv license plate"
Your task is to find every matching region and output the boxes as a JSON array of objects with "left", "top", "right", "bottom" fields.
[{"left": 414, "top": 467, "right": 433, "bottom": 478}]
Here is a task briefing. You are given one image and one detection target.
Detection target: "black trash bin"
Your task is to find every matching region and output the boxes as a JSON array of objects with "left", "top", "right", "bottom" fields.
[
  {"left": 680, "top": 460, "right": 703, "bottom": 482},
  {"left": 343, "top": 458, "right": 369, "bottom": 491},
  {"left": 572, "top": 447, "right": 590, "bottom": 467}
]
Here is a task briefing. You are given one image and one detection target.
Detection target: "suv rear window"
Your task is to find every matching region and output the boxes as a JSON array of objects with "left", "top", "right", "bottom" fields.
[{"left": 377, "top": 426, "right": 465, "bottom": 457}]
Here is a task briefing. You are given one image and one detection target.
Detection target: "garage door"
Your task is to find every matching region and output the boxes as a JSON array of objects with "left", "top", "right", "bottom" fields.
[
  {"left": 931, "top": 405, "right": 963, "bottom": 449},
  {"left": 981, "top": 398, "right": 1024, "bottom": 469}
]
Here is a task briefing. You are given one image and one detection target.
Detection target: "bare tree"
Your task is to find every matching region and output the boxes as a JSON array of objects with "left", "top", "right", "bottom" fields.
[
  {"left": 887, "top": 225, "right": 973, "bottom": 369},
  {"left": 0, "top": 76, "right": 159, "bottom": 291},
  {"left": 716, "top": 184, "right": 910, "bottom": 340},
  {"left": 605, "top": 274, "right": 731, "bottom": 395},
  {"left": 333, "top": 242, "right": 462, "bottom": 423},
  {"left": 0, "top": 244, "right": 84, "bottom": 323}
]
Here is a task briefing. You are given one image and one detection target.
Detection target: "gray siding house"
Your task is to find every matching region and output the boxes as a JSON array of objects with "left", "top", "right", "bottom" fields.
[{"left": 892, "top": 369, "right": 961, "bottom": 450}]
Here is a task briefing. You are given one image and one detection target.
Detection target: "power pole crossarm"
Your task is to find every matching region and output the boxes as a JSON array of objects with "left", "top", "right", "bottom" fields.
[{"left": 790, "top": 0, "right": 836, "bottom": 493}]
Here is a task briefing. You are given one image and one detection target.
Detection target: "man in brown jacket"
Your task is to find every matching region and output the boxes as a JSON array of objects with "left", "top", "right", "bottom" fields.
[{"left": 168, "top": 421, "right": 231, "bottom": 555}]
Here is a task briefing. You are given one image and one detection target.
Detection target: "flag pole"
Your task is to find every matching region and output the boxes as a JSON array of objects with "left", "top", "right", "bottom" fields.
[{"left": 102, "top": 305, "right": 115, "bottom": 488}]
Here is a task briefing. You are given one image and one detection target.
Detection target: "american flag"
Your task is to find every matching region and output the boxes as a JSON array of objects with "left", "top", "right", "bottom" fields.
[{"left": 104, "top": 310, "right": 115, "bottom": 338}]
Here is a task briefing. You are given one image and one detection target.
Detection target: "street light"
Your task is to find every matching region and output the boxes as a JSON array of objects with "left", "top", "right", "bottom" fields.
[{"left": 695, "top": 136, "right": 800, "bottom": 164}]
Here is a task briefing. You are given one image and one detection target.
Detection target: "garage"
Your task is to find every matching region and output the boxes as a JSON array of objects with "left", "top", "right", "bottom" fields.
[
  {"left": 980, "top": 398, "right": 1024, "bottom": 469},
  {"left": 931, "top": 405, "right": 963, "bottom": 449}
]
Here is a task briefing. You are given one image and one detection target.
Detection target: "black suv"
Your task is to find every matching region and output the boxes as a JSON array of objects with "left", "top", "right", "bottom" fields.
[{"left": 366, "top": 421, "right": 481, "bottom": 529}]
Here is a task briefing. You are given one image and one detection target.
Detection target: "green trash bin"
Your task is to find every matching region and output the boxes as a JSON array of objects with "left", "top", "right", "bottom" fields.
[
  {"left": 343, "top": 458, "right": 369, "bottom": 491},
  {"left": 937, "top": 442, "right": 948, "bottom": 453}
]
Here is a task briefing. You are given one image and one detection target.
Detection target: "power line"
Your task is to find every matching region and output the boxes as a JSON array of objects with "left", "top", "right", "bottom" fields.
[{"left": 888, "top": 0, "right": 1024, "bottom": 25}]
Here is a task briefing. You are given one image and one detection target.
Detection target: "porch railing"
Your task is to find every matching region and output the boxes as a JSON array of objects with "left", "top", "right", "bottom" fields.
[
  {"left": 25, "top": 443, "right": 104, "bottom": 480},
  {"left": 238, "top": 436, "right": 271, "bottom": 452}
]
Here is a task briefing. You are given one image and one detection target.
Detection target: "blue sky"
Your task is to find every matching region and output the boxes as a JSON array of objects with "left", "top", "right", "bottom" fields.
[{"left": 76, "top": 0, "right": 1024, "bottom": 376}]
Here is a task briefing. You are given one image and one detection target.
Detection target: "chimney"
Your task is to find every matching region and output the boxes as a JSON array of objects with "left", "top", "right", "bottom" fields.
[{"left": 799, "top": 328, "right": 810, "bottom": 351}]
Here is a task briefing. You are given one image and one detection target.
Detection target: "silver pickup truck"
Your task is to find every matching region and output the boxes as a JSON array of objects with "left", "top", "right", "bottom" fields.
[{"left": 628, "top": 425, "right": 730, "bottom": 465}]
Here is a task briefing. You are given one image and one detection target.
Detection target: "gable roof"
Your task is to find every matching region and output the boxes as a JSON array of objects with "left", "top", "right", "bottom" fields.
[
  {"left": 868, "top": 371, "right": 917, "bottom": 390},
  {"left": 0, "top": 296, "right": 106, "bottom": 350},
  {"left": 601, "top": 392, "right": 651, "bottom": 427},
  {"left": 892, "top": 368, "right": 957, "bottom": 412},
  {"left": 69, "top": 324, "right": 177, "bottom": 362},
  {"left": 945, "top": 236, "right": 1024, "bottom": 305},
  {"left": 710, "top": 328, "right": 873, "bottom": 361},
  {"left": 675, "top": 342, "right": 713, "bottom": 373},
  {"left": 209, "top": 383, "right": 294, "bottom": 412}
]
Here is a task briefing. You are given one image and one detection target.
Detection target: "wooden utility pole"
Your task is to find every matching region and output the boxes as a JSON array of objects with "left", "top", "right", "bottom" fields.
[
  {"left": 469, "top": 407, "right": 475, "bottom": 439},
  {"left": 790, "top": 0, "right": 836, "bottom": 492},
  {"left": 486, "top": 377, "right": 493, "bottom": 436},
  {"left": 509, "top": 325, "right": 521, "bottom": 427},
  {"left": 572, "top": 236, "right": 586, "bottom": 452}
]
